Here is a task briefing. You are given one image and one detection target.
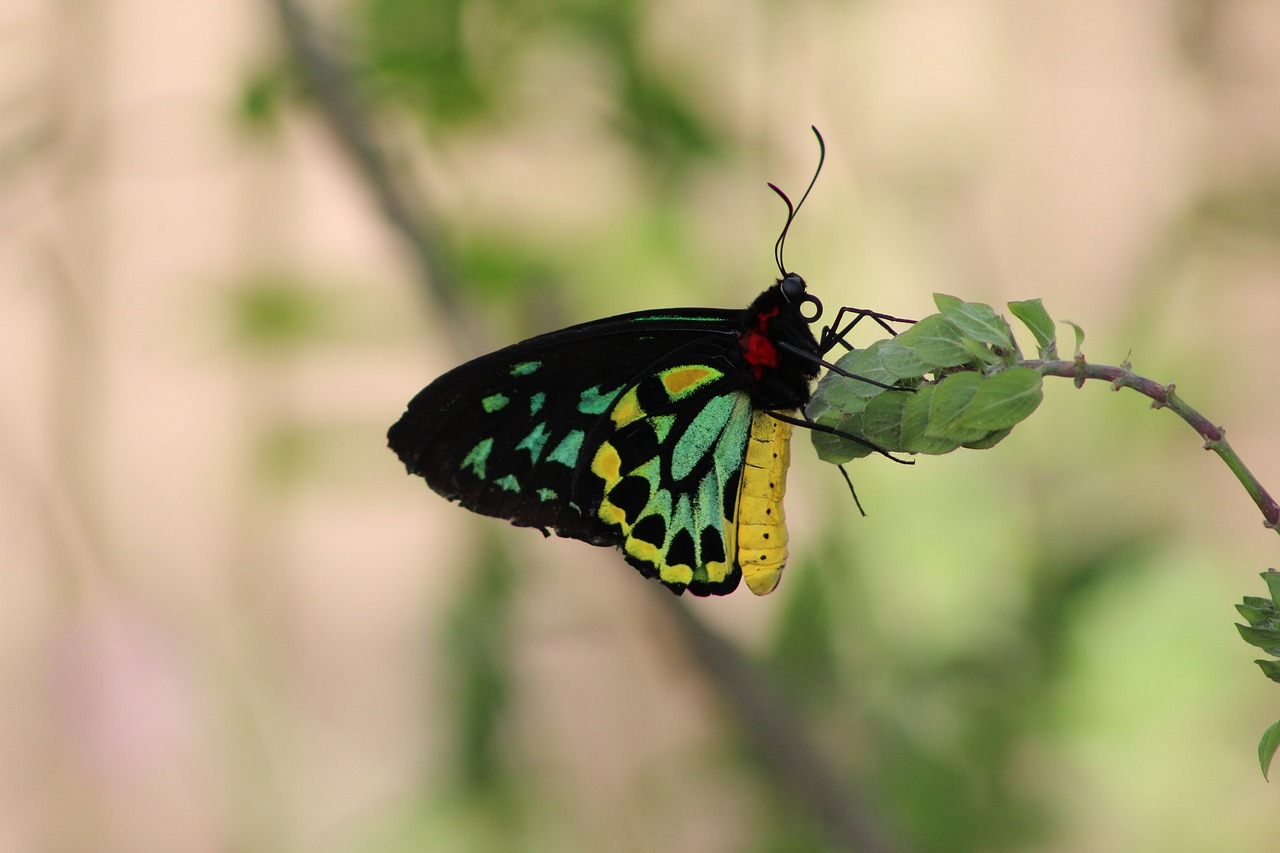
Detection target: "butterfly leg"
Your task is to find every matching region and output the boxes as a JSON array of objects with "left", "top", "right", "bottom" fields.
[
  {"left": 837, "top": 464, "right": 867, "bottom": 517},
  {"left": 776, "top": 341, "right": 912, "bottom": 393},
  {"left": 765, "top": 410, "right": 913, "bottom": 465},
  {"left": 819, "top": 306, "right": 916, "bottom": 355}
]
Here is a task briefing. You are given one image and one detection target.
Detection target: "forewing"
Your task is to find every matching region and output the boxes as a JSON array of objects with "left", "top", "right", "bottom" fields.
[{"left": 387, "top": 309, "right": 739, "bottom": 545}]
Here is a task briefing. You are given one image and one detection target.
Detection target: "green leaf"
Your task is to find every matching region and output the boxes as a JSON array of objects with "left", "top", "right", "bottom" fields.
[
  {"left": 810, "top": 411, "right": 872, "bottom": 465},
  {"left": 1063, "top": 319, "right": 1086, "bottom": 357},
  {"left": 953, "top": 368, "right": 1044, "bottom": 432},
  {"left": 961, "top": 337, "right": 1002, "bottom": 367},
  {"left": 962, "top": 426, "right": 1014, "bottom": 450},
  {"left": 1259, "top": 720, "right": 1280, "bottom": 779},
  {"left": 925, "top": 373, "right": 991, "bottom": 445},
  {"left": 1258, "top": 660, "right": 1280, "bottom": 684},
  {"left": 809, "top": 382, "right": 870, "bottom": 424},
  {"left": 844, "top": 341, "right": 914, "bottom": 387},
  {"left": 823, "top": 345, "right": 902, "bottom": 404},
  {"left": 810, "top": 340, "right": 923, "bottom": 436},
  {"left": 1236, "top": 623, "right": 1280, "bottom": 654},
  {"left": 900, "top": 385, "right": 962, "bottom": 454},
  {"left": 1237, "top": 600, "right": 1278, "bottom": 627},
  {"left": 1263, "top": 570, "right": 1280, "bottom": 606},
  {"left": 934, "top": 294, "right": 1015, "bottom": 349},
  {"left": 860, "top": 389, "right": 911, "bottom": 449},
  {"left": 893, "top": 315, "right": 973, "bottom": 369},
  {"left": 875, "top": 341, "right": 930, "bottom": 378},
  {"left": 1008, "top": 299, "right": 1058, "bottom": 359}
]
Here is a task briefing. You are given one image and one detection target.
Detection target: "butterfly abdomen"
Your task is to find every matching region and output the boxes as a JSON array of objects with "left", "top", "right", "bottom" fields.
[{"left": 736, "top": 410, "right": 793, "bottom": 595}]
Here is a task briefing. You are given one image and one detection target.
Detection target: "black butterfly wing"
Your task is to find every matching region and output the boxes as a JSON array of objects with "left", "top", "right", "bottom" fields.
[{"left": 387, "top": 308, "right": 744, "bottom": 553}]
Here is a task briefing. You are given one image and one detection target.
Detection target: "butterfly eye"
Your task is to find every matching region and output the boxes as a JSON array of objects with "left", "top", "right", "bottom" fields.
[
  {"left": 780, "top": 273, "right": 807, "bottom": 301},
  {"left": 799, "top": 292, "right": 823, "bottom": 322}
]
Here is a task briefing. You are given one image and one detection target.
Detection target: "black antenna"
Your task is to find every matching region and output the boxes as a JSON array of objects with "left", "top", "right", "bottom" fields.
[{"left": 769, "top": 126, "right": 826, "bottom": 277}]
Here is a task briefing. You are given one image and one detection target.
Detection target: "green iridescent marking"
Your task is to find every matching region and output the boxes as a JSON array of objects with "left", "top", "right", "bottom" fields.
[
  {"left": 511, "top": 361, "right": 542, "bottom": 376},
  {"left": 495, "top": 474, "right": 520, "bottom": 492},
  {"left": 671, "top": 394, "right": 738, "bottom": 481},
  {"left": 579, "top": 384, "right": 624, "bottom": 415},
  {"left": 691, "top": 472, "right": 726, "bottom": 581},
  {"left": 633, "top": 472, "right": 672, "bottom": 534},
  {"left": 632, "top": 487, "right": 674, "bottom": 554},
  {"left": 651, "top": 414, "right": 677, "bottom": 444},
  {"left": 461, "top": 438, "right": 494, "bottom": 479},
  {"left": 537, "top": 488, "right": 557, "bottom": 502},
  {"left": 515, "top": 423, "right": 550, "bottom": 462},
  {"left": 713, "top": 396, "right": 754, "bottom": 497},
  {"left": 705, "top": 397, "right": 753, "bottom": 527},
  {"left": 629, "top": 313, "right": 726, "bottom": 323},
  {"left": 529, "top": 392, "right": 546, "bottom": 416},
  {"left": 481, "top": 393, "right": 509, "bottom": 413},
  {"left": 631, "top": 456, "right": 663, "bottom": 488},
  {"left": 547, "top": 430, "right": 584, "bottom": 466}
]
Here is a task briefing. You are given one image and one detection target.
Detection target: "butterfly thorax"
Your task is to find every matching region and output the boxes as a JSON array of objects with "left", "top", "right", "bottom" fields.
[{"left": 736, "top": 278, "right": 821, "bottom": 411}]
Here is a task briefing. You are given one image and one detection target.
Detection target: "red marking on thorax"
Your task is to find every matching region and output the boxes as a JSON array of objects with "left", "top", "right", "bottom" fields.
[{"left": 741, "top": 306, "right": 781, "bottom": 380}]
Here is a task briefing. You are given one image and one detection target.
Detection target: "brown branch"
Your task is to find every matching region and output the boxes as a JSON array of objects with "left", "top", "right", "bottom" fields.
[
  {"left": 1025, "top": 358, "right": 1280, "bottom": 531},
  {"left": 653, "top": 589, "right": 908, "bottom": 853},
  {"left": 267, "top": 0, "right": 473, "bottom": 350}
]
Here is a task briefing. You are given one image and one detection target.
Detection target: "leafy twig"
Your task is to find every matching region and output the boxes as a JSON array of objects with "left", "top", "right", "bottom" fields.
[
  {"left": 809, "top": 294, "right": 1279, "bottom": 536},
  {"left": 810, "top": 294, "right": 1280, "bottom": 779}
]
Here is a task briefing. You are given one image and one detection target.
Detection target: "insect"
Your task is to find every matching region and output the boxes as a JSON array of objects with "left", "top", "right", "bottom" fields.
[{"left": 389, "top": 129, "right": 906, "bottom": 596}]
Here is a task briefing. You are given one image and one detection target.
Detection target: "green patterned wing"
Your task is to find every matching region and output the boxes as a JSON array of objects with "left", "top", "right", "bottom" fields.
[
  {"left": 576, "top": 363, "right": 756, "bottom": 595},
  {"left": 389, "top": 309, "right": 759, "bottom": 594}
]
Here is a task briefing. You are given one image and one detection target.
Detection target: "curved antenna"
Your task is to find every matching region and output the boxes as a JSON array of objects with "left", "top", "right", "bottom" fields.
[{"left": 770, "top": 126, "right": 826, "bottom": 277}]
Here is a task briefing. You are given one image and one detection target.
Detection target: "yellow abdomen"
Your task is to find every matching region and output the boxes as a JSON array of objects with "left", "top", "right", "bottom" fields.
[{"left": 737, "top": 411, "right": 792, "bottom": 595}]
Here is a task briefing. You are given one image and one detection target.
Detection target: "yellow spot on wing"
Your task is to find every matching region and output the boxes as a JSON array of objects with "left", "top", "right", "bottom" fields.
[
  {"left": 660, "top": 563, "right": 694, "bottom": 586},
  {"left": 659, "top": 365, "right": 721, "bottom": 400},
  {"left": 625, "top": 538, "right": 660, "bottom": 564},
  {"left": 592, "top": 442, "right": 623, "bottom": 486},
  {"left": 737, "top": 411, "right": 792, "bottom": 595},
  {"left": 611, "top": 387, "right": 645, "bottom": 428},
  {"left": 592, "top": 442, "right": 628, "bottom": 526}
]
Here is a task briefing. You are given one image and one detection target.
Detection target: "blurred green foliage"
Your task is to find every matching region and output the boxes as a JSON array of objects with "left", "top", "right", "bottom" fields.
[
  {"left": 239, "top": 0, "right": 1278, "bottom": 849},
  {"left": 356, "top": 0, "right": 719, "bottom": 177},
  {"left": 230, "top": 275, "right": 334, "bottom": 350}
]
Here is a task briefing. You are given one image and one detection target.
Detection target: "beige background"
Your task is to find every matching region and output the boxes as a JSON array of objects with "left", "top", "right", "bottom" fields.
[{"left": 2, "top": 1, "right": 1278, "bottom": 850}]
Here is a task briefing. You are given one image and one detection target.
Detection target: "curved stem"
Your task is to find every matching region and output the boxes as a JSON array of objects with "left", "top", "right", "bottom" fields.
[
  {"left": 1023, "top": 358, "right": 1280, "bottom": 532},
  {"left": 268, "top": 0, "right": 474, "bottom": 350}
]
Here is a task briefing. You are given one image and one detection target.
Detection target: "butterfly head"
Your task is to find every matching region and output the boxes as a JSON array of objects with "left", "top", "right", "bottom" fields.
[{"left": 779, "top": 272, "right": 823, "bottom": 323}]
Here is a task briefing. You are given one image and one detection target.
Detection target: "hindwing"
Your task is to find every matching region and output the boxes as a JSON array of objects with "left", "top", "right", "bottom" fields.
[{"left": 576, "top": 364, "right": 755, "bottom": 595}]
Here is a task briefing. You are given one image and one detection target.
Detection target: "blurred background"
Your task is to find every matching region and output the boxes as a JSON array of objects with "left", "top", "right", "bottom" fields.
[{"left": 2, "top": 0, "right": 1279, "bottom": 850}]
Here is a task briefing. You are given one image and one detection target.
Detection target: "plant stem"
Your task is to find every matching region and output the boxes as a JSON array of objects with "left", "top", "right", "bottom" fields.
[{"left": 1024, "top": 358, "right": 1280, "bottom": 533}]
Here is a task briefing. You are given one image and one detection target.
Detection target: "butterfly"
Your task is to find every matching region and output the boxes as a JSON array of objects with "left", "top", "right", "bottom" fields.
[{"left": 388, "top": 130, "right": 906, "bottom": 596}]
